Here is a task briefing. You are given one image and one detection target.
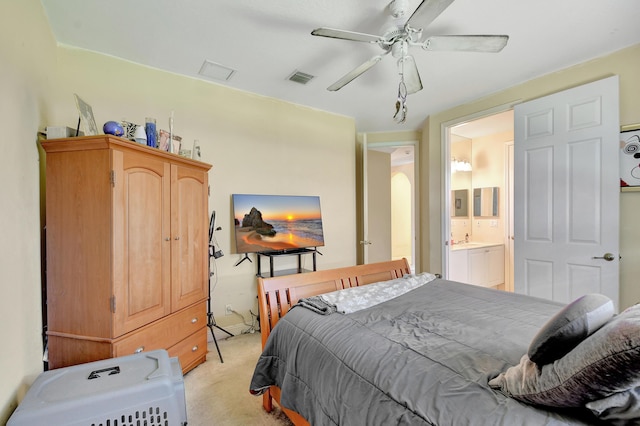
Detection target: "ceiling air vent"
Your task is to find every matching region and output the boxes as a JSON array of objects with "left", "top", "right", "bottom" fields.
[
  {"left": 288, "top": 70, "right": 315, "bottom": 85},
  {"left": 199, "top": 60, "right": 236, "bottom": 81}
]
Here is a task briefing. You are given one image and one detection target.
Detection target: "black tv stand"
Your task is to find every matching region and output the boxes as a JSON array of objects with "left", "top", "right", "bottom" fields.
[
  {"left": 234, "top": 253, "right": 252, "bottom": 266},
  {"left": 256, "top": 247, "right": 320, "bottom": 278}
]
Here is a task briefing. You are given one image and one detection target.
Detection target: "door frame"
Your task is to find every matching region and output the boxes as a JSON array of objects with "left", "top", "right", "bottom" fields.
[
  {"left": 505, "top": 141, "right": 515, "bottom": 292},
  {"left": 360, "top": 136, "right": 420, "bottom": 270},
  {"left": 441, "top": 102, "right": 519, "bottom": 278}
]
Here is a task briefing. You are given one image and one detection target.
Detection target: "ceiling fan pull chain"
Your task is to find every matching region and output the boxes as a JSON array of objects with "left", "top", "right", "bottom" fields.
[{"left": 394, "top": 72, "right": 408, "bottom": 123}]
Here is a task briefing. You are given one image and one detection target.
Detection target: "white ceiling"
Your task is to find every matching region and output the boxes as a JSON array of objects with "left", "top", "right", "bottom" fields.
[{"left": 40, "top": 0, "right": 640, "bottom": 133}]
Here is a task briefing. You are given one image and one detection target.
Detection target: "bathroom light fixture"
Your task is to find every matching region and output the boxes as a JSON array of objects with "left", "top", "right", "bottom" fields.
[{"left": 451, "top": 158, "right": 472, "bottom": 172}]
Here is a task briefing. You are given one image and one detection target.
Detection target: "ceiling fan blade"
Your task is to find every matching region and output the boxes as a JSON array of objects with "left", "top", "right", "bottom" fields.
[
  {"left": 405, "top": 0, "right": 455, "bottom": 29},
  {"left": 311, "top": 27, "right": 383, "bottom": 43},
  {"left": 423, "top": 35, "right": 509, "bottom": 52},
  {"left": 398, "top": 55, "right": 423, "bottom": 94},
  {"left": 327, "top": 54, "right": 385, "bottom": 91}
]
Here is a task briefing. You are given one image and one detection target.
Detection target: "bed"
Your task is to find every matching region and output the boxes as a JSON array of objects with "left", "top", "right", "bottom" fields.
[{"left": 249, "top": 258, "right": 640, "bottom": 425}]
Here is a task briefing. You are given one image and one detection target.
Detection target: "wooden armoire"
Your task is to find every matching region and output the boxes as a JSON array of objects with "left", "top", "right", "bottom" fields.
[{"left": 42, "top": 135, "right": 212, "bottom": 374}]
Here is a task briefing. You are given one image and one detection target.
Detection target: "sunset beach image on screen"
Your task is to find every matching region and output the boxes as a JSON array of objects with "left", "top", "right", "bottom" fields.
[{"left": 232, "top": 194, "right": 325, "bottom": 254}]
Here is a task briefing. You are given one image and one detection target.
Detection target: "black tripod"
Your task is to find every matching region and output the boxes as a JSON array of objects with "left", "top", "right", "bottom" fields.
[{"left": 208, "top": 212, "right": 233, "bottom": 363}]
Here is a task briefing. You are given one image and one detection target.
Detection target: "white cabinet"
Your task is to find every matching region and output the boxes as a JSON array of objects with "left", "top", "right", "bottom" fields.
[
  {"left": 448, "top": 249, "right": 469, "bottom": 283},
  {"left": 468, "top": 248, "right": 489, "bottom": 286},
  {"left": 486, "top": 245, "right": 506, "bottom": 287},
  {"left": 449, "top": 244, "right": 504, "bottom": 288},
  {"left": 469, "top": 245, "right": 504, "bottom": 287}
]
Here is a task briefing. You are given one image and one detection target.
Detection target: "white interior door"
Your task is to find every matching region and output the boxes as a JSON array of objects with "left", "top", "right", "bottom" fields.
[
  {"left": 514, "top": 76, "right": 620, "bottom": 309},
  {"left": 365, "top": 149, "right": 392, "bottom": 263}
]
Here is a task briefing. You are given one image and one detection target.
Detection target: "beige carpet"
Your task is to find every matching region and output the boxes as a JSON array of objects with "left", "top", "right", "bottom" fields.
[{"left": 183, "top": 331, "right": 293, "bottom": 426}]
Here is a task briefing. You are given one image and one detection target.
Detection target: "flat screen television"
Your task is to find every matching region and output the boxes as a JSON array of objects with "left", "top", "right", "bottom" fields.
[{"left": 232, "top": 194, "right": 325, "bottom": 254}]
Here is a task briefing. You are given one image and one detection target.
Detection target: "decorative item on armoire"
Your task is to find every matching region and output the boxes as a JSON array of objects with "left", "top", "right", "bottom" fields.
[
  {"left": 133, "top": 125, "right": 147, "bottom": 144},
  {"left": 192, "top": 140, "right": 202, "bottom": 160},
  {"left": 121, "top": 121, "right": 137, "bottom": 141},
  {"left": 102, "top": 121, "right": 124, "bottom": 137},
  {"left": 171, "top": 134, "right": 182, "bottom": 154},
  {"left": 169, "top": 110, "right": 174, "bottom": 145},
  {"left": 145, "top": 117, "right": 157, "bottom": 147},
  {"left": 158, "top": 129, "right": 171, "bottom": 151}
]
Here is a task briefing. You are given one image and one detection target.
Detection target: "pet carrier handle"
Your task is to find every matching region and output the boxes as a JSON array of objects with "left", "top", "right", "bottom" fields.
[{"left": 87, "top": 366, "right": 121, "bottom": 380}]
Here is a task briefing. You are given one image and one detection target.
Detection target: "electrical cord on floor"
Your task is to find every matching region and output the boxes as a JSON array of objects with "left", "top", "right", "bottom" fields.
[{"left": 230, "top": 309, "right": 258, "bottom": 334}]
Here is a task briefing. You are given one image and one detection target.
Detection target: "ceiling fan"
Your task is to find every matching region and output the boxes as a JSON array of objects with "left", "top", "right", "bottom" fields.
[{"left": 311, "top": 0, "right": 509, "bottom": 96}]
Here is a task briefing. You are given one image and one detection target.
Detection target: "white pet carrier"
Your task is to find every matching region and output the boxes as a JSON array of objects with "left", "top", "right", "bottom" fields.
[{"left": 8, "top": 349, "right": 187, "bottom": 426}]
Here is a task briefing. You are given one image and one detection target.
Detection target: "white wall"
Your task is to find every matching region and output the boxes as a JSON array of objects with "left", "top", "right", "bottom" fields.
[
  {"left": 391, "top": 163, "right": 414, "bottom": 264},
  {"left": 450, "top": 136, "right": 472, "bottom": 242},
  {"left": 469, "top": 130, "right": 512, "bottom": 243},
  {"left": 0, "top": 0, "right": 59, "bottom": 421},
  {"left": 0, "top": 0, "right": 357, "bottom": 422}
]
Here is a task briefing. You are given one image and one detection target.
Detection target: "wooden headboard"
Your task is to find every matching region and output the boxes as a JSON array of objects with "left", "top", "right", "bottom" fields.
[
  {"left": 255, "top": 258, "right": 411, "bottom": 425},
  {"left": 256, "top": 258, "right": 411, "bottom": 348}
]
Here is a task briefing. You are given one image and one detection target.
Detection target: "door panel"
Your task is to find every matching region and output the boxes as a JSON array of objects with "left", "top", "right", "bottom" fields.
[
  {"left": 523, "top": 146, "right": 553, "bottom": 241},
  {"left": 114, "top": 151, "right": 171, "bottom": 336},
  {"left": 171, "top": 164, "right": 209, "bottom": 310},
  {"left": 514, "top": 76, "right": 620, "bottom": 308}
]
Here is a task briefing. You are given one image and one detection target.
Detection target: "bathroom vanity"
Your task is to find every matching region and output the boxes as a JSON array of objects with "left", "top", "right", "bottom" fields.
[{"left": 449, "top": 243, "right": 505, "bottom": 288}]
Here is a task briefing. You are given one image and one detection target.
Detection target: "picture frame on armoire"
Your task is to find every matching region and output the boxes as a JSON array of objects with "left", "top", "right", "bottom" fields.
[
  {"left": 192, "top": 140, "right": 202, "bottom": 160},
  {"left": 73, "top": 94, "right": 99, "bottom": 136},
  {"left": 620, "top": 124, "right": 640, "bottom": 191}
]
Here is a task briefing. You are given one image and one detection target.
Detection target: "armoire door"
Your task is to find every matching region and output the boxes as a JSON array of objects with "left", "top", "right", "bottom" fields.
[
  {"left": 170, "top": 163, "right": 209, "bottom": 311},
  {"left": 113, "top": 149, "right": 172, "bottom": 336}
]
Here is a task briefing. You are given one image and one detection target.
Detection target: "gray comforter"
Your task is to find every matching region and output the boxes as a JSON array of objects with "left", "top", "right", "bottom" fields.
[{"left": 250, "top": 279, "right": 601, "bottom": 425}]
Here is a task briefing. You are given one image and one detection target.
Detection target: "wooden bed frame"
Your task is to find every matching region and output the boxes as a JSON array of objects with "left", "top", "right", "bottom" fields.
[{"left": 256, "top": 258, "right": 411, "bottom": 425}]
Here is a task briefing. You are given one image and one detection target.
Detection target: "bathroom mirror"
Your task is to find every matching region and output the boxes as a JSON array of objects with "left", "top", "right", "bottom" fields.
[
  {"left": 451, "top": 189, "right": 469, "bottom": 217},
  {"left": 473, "top": 187, "right": 499, "bottom": 217}
]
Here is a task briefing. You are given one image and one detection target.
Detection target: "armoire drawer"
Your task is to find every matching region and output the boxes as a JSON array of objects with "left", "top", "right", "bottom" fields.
[
  {"left": 168, "top": 327, "right": 208, "bottom": 373},
  {"left": 114, "top": 302, "right": 206, "bottom": 357}
]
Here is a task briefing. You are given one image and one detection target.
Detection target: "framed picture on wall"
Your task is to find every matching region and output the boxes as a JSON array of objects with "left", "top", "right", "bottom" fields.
[{"left": 620, "top": 124, "right": 640, "bottom": 190}]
